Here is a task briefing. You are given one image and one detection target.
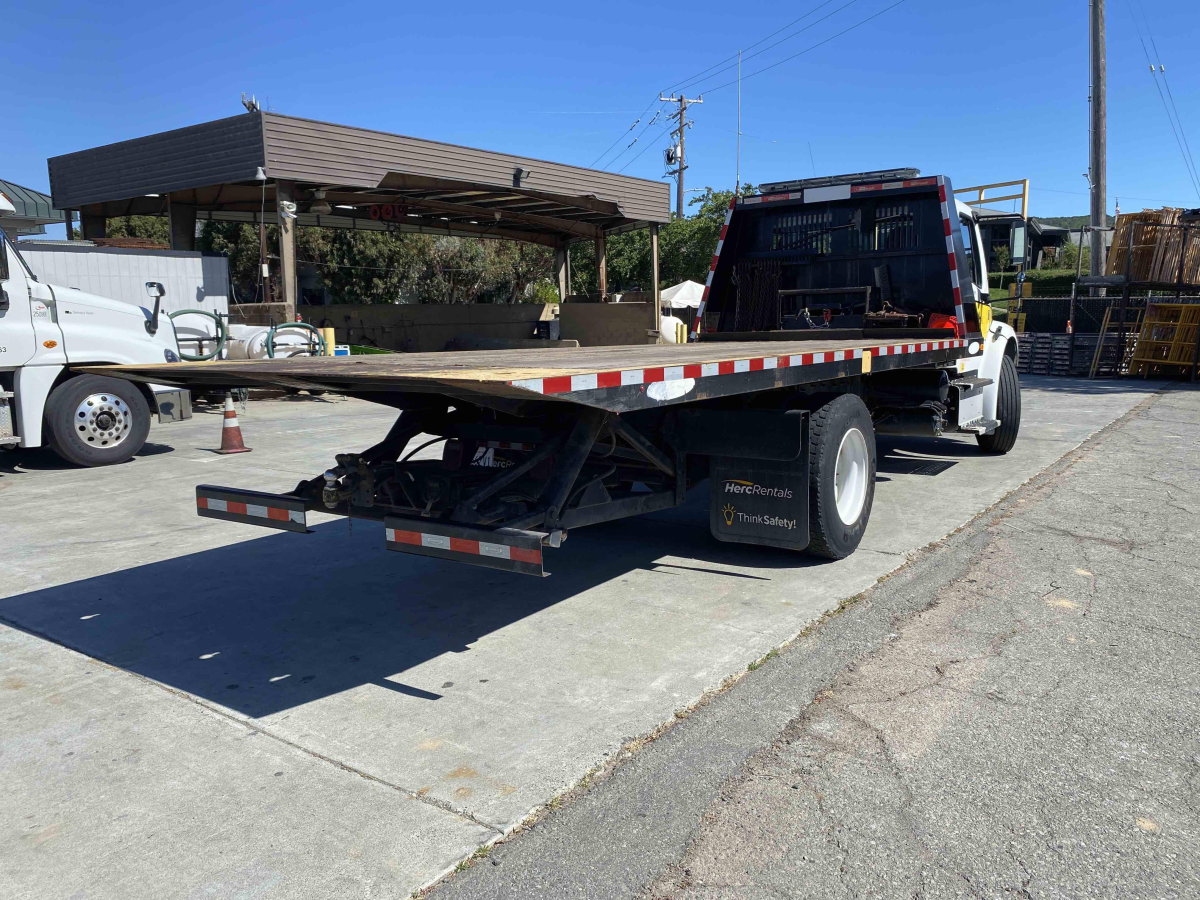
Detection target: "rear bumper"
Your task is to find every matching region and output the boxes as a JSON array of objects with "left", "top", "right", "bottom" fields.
[
  {"left": 385, "top": 518, "right": 548, "bottom": 577},
  {"left": 196, "top": 485, "right": 308, "bottom": 533},
  {"left": 194, "top": 484, "right": 549, "bottom": 576}
]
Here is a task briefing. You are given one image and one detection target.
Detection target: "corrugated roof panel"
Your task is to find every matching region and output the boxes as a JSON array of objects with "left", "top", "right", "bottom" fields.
[
  {"left": 48, "top": 114, "right": 265, "bottom": 209},
  {"left": 45, "top": 111, "right": 671, "bottom": 230},
  {"left": 261, "top": 114, "right": 669, "bottom": 224},
  {"left": 0, "top": 179, "right": 61, "bottom": 220}
]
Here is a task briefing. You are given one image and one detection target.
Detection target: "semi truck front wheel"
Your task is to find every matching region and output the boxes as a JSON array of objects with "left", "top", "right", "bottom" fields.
[
  {"left": 46, "top": 375, "right": 151, "bottom": 467},
  {"left": 807, "top": 394, "right": 876, "bottom": 559}
]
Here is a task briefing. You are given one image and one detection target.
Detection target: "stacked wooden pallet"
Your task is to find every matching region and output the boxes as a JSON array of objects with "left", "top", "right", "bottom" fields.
[{"left": 1106, "top": 208, "right": 1200, "bottom": 284}]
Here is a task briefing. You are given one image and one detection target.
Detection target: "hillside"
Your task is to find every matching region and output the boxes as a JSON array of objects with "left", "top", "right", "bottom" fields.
[{"left": 1034, "top": 214, "right": 1115, "bottom": 229}]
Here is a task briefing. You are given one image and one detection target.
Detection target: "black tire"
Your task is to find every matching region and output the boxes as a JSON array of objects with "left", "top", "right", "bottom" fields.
[
  {"left": 807, "top": 393, "right": 877, "bottom": 559},
  {"left": 45, "top": 375, "right": 151, "bottom": 467},
  {"left": 977, "top": 355, "right": 1021, "bottom": 454}
]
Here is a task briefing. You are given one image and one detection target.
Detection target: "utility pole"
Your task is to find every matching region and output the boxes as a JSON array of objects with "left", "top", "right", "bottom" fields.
[
  {"left": 1089, "top": 0, "right": 1107, "bottom": 279},
  {"left": 660, "top": 93, "right": 702, "bottom": 219}
]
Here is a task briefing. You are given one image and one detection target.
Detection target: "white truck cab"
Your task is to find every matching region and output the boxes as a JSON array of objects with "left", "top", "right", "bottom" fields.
[{"left": 0, "top": 199, "right": 191, "bottom": 466}]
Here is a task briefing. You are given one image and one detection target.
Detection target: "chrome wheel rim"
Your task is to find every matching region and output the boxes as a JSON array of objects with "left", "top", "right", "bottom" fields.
[
  {"left": 834, "top": 427, "right": 869, "bottom": 525},
  {"left": 74, "top": 393, "right": 132, "bottom": 448}
]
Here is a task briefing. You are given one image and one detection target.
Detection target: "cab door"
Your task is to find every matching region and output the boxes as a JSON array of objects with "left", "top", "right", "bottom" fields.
[
  {"left": 958, "top": 210, "right": 993, "bottom": 334},
  {"left": 0, "top": 234, "right": 37, "bottom": 367}
]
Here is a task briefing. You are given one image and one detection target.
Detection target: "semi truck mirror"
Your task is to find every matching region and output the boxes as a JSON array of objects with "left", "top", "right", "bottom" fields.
[
  {"left": 145, "top": 282, "right": 165, "bottom": 335},
  {"left": 1009, "top": 224, "right": 1027, "bottom": 265}
]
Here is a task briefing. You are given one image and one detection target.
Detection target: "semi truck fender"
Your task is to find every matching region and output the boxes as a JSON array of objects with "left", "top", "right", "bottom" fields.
[
  {"left": 13, "top": 364, "right": 63, "bottom": 448},
  {"left": 974, "top": 322, "right": 1018, "bottom": 424}
]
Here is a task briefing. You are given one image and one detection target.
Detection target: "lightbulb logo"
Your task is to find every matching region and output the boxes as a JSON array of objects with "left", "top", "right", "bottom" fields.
[{"left": 722, "top": 504, "right": 736, "bottom": 526}]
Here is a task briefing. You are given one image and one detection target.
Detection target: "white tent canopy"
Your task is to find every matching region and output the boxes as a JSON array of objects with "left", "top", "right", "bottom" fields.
[{"left": 660, "top": 280, "right": 705, "bottom": 308}]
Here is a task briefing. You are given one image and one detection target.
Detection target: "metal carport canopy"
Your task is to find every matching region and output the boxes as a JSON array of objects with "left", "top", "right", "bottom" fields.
[{"left": 47, "top": 111, "right": 671, "bottom": 247}]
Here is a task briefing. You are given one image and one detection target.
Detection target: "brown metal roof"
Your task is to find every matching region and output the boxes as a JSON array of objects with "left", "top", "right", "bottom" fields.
[{"left": 47, "top": 112, "right": 670, "bottom": 245}]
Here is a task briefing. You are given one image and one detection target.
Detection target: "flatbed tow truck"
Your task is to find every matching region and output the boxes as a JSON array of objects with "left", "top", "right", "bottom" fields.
[{"left": 89, "top": 170, "right": 1020, "bottom": 576}]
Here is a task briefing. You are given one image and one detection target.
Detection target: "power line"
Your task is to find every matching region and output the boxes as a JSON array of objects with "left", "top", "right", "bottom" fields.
[
  {"left": 697, "top": 0, "right": 910, "bottom": 94},
  {"left": 589, "top": 97, "right": 660, "bottom": 169},
  {"left": 601, "top": 105, "right": 667, "bottom": 171},
  {"left": 590, "top": 0, "right": 907, "bottom": 188},
  {"left": 617, "top": 122, "right": 675, "bottom": 174},
  {"left": 1124, "top": 0, "right": 1200, "bottom": 200},
  {"left": 1037, "top": 187, "right": 1191, "bottom": 206},
  {"left": 660, "top": 0, "right": 850, "bottom": 95},
  {"left": 671, "top": 0, "right": 864, "bottom": 96},
  {"left": 588, "top": 0, "right": 855, "bottom": 172},
  {"left": 1138, "top": 0, "right": 1200, "bottom": 198}
]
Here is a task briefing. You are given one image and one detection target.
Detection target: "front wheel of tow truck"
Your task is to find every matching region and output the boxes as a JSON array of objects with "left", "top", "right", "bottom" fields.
[
  {"left": 976, "top": 355, "right": 1021, "bottom": 455},
  {"left": 45, "top": 374, "right": 151, "bottom": 467},
  {"left": 807, "top": 394, "right": 876, "bottom": 559}
]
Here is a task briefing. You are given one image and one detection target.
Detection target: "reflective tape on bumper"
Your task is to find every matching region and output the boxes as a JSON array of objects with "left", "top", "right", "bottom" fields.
[
  {"left": 384, "top": 517, "right": 547, "bottom": 577},
  {"left": 196, "top": 485, "right": 309, "bottom": 533}
]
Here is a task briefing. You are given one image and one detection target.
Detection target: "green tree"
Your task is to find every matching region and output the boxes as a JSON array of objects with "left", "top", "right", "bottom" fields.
[
  {"left": 566, "top": 184, "right": 754, "bottom": 296},
  {"left": 102, "top": 215, "right": 171, "bottom": 244},
  {"left": 1057, "top": 239, "right": 1090, "bottom": 273},
  {"left": 199, "top": 221, "right": 269, "bottom": 302}
]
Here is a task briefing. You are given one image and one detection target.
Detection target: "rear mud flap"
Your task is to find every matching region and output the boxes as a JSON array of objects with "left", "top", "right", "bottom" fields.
[
  {"left": 710, "top": 447, "right": 810, "bottom": 552},
  {"left": 384, "top": 517, "right": 549, "bottom": 577},
  {"left": 196, "top": 485, "right": 309, "bottom": 533}
]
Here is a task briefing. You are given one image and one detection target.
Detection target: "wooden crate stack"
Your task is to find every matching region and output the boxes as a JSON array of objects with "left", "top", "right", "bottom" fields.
[{"left": 1106, "top": 208, "right": 1200, "bottom": 283}]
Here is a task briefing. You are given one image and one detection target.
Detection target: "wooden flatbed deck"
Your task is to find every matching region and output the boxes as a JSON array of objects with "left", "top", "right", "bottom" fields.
[{"left": 90, "top": 336, "right": 970, "bottom": 413}]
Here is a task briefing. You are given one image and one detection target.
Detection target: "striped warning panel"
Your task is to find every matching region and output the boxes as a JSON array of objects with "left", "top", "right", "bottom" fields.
[
  {"left": 509, "top": 339, "right": 967, "bottom": 396},
  {"left": 384, "top": 517, "right": 547, "bottom": 577},
  {"left": 936, "top": 176, "right": 967, "bottom": 338},
  {"left": 196, "top": 485, "right": 309, "bottom": 533}
]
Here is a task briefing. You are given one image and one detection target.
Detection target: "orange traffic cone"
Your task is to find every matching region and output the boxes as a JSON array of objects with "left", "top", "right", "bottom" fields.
[{"left": 216, "top": 392, "right": 252, "bottom": 454}]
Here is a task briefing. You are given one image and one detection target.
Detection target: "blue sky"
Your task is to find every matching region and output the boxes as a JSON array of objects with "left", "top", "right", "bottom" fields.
[{"left": 6, "top": 0, "right": 1198, "bottom": 237}]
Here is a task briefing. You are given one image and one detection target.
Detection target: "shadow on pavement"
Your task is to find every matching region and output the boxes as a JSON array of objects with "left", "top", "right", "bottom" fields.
[
  {"left": 0, "top": 442, "right": 176, "bottom": 475},
  {"left": 0, "top": 491, "right": 820, "bottom": 719}
]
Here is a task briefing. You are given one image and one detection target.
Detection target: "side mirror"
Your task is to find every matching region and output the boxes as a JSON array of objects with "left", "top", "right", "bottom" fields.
[
  {"left": 1009, "top": 224, "right": 1027, "bottom": 266},
  {"left": 145, "top": 282, "right": 165, "bottom": 335}
]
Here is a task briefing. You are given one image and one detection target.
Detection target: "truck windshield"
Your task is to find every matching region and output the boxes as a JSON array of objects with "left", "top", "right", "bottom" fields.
[{"left": 0, "top": 230, "right": 37, "bottom": 281}]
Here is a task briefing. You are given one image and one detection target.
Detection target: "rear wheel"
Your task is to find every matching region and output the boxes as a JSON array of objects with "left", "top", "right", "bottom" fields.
[
  {"left": 808, "top": 394, "right": 876, "bottom": 559},
  {"left": 45, "top": 375, "right": 151, "bottom": 467},
  {"left": 977, "top": 355, "right": 1021, "bottom": 454}
]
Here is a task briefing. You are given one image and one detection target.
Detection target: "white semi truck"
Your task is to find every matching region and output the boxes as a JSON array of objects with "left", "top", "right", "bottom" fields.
[{"left": 0, "top": 194, "right": 191, "bottom": 466}]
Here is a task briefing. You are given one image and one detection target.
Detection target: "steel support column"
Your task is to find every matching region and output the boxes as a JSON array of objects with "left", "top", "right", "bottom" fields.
[
  {"left": 80, "top": 214, "right": 106, "bottom": 241},
  {"left": 168, "top": 198, "right": 196, "bottom": 251}
]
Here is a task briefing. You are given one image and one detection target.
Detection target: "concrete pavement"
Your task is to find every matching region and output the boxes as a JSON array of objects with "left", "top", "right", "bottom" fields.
[
  {"left": 432, "top": 386, "right": 1199, "bottom": 899},
  {"left": 0, "top": 378, "right": 1162, "bottom": 898}
]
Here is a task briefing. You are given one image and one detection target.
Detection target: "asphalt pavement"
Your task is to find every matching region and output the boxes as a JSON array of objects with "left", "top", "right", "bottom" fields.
[
  {"left": 0, "top": 378, "right": 1172, "bottom": 899},
  {"left": 431, "top": 385, "right": 1199, "bottom": 900}
]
